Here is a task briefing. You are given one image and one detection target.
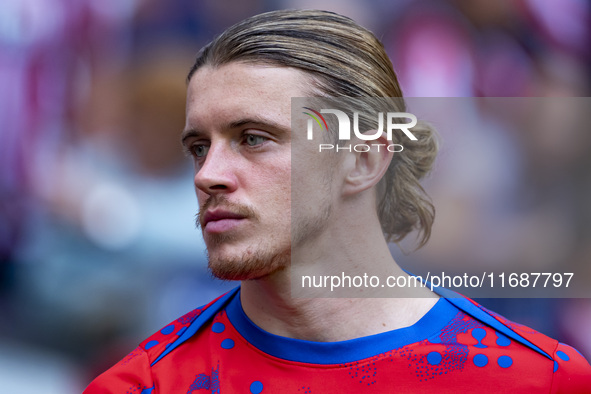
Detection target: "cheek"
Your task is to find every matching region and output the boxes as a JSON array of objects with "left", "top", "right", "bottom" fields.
[{"left": 258, "top": 162, "right": 291, "bottom": 207}]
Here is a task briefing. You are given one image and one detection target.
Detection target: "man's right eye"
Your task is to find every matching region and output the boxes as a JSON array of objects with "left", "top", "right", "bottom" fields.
[{"left": 192, "top": 145, "right": 210, "bottom": 157}]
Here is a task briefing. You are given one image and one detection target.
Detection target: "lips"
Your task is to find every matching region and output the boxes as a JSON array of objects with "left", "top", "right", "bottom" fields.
[{"left": 202, "top": 209, "right": 247, "bottom": 233}]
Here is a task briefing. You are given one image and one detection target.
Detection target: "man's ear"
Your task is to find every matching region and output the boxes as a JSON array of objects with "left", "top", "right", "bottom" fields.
[{"left": 341, "top": 131, "right": 393, "bottom": 196}]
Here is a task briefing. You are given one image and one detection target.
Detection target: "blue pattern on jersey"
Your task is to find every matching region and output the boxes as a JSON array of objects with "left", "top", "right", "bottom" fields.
[{"left": 187, "top": 363, "right": 220, "bottom": 394}]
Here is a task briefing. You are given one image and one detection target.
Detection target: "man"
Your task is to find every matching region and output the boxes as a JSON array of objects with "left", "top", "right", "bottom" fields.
[{"left": 85, "top": 10, "right": 591, "bottom": 393}]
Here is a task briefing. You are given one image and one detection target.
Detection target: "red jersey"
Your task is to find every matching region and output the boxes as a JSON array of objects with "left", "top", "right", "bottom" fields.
[{"left": 84, "top": 287, "right": 591, "bottom": 393}]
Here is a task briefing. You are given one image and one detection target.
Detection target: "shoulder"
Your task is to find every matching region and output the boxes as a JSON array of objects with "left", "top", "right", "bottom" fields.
[
  {"left": 83, "top": 289, "right": 238, "bottom": 393},
  {"left": 83, "top": 346, "right": 154, "bottom": 394},
  {"left": 137, "top": 300, "right": 210, "bottom": 364},
  {"left": 549, "top": 342, "right": 591, "bottom": 393},
  {"left": 454, "top": 296, "right": 591, "bottom": 392}
]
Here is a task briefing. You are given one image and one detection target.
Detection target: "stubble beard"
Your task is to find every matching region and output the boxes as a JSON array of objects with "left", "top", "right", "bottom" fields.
[
  {"left": 291, "top": 165, "right": 334, "bottom": 249},
  {"left": 291, "top": 202, "right": 332, "bottom": 248},
  {"left": 197, "top": 184, "right": 332, "bottom": 281},
  {"left": 198, "top": 195, "right": 290, "bottom": 281},
  {"left": 207, "top": 239, "right": 291, "bottom": 281}
]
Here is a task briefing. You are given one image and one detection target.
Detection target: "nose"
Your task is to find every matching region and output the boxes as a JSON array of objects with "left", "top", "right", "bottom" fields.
[{"left": 194, "top": 143, "right": 238, "bottom": 195}]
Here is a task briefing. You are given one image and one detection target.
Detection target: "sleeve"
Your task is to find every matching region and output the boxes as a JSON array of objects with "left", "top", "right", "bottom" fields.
[
  {"left": 83, "top": 347, "right": 155, "bottom": 394},
  {"left": 550, "top": 342, "right": 591, "bottom": 393}
]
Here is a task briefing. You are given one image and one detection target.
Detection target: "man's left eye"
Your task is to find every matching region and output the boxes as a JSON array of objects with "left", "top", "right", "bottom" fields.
[{"left": 245, "top": 134, "right": 267, "bottom": 146}]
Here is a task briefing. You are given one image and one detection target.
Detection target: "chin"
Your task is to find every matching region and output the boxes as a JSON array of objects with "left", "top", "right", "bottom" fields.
[{"left": 207, "top": 245, "right": 290, "bottom": 281}]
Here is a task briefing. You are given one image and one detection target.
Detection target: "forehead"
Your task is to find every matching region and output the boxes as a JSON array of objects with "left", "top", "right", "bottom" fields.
[{"left": 185, "top": 62, "right": 311, "bottom": 131}]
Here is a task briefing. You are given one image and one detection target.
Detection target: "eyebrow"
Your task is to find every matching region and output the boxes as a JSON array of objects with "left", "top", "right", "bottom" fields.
[{"left": 181, "top": 117, "right": 290, "bottom": 145}]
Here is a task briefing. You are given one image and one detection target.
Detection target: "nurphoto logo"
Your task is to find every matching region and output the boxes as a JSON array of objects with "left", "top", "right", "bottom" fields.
[{"left": 303, "top": 107, "right": 418, "bottom": 152}]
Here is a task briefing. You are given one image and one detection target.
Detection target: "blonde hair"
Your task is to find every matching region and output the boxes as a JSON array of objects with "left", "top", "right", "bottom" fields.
[{"left": 188, "top": 9, "right": 438, "bottom": 248}]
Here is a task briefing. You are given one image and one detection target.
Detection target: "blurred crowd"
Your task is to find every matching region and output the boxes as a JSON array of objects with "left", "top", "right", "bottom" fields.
[{"left": 0, "top": 0, "right": 589, "bottom": 392}]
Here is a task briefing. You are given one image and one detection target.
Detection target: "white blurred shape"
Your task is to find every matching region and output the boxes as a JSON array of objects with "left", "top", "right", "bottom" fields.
[{"left": 82, "top": 182, "right": 141, "bottom": 250}]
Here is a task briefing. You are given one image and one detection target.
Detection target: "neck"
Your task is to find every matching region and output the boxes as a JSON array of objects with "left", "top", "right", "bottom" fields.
[{"left": 239, "top": 221, "right": 438, "bottom": 342}]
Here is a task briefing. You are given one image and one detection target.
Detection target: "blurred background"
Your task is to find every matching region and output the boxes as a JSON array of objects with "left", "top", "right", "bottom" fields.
[{"left": 0, "top": 0, "right": 589, "bottom": 392}]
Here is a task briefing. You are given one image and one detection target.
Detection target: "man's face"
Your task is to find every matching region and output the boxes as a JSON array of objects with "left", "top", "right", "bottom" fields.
[{"left": 183, "top": 62, "right": 318, "bottom": 281}]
